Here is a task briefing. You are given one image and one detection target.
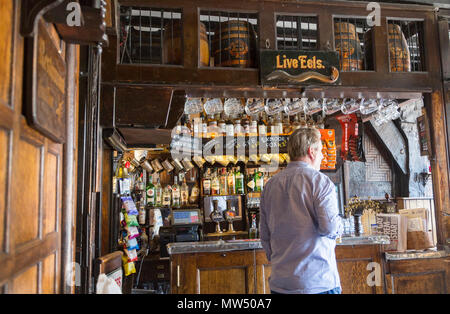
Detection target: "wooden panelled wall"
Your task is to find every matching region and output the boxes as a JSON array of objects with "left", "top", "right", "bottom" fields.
[{"left": 0, "top": 1, "right": 79, "bottom": 293}]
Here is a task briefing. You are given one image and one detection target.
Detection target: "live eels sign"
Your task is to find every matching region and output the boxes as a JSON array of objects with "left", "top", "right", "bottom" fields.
[{"left": 260, "top": 50, "right": 341, "bottom": 86}]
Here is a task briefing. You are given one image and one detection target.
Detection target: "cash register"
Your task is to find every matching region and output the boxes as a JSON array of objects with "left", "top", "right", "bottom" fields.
[{"left": 159, "top": 209, "right": 201, "bottom": 257}]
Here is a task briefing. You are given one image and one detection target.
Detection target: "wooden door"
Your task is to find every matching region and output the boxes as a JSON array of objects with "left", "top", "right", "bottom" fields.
[
  {"left": 171, "top": 251, "right": 256, "bottom": 294},
  {"left": 0, "top": 1, "right": 78, "bottom": 293}
]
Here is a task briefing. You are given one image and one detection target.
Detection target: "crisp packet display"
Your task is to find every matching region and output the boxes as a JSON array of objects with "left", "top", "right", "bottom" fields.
[{"left": 319, "top": 129, "right": 336, "bottom": 170}]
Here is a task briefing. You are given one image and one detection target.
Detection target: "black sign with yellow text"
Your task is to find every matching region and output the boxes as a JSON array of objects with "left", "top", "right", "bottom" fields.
[{"left": 260, "top": 50, "right": 341, "bottom": 86}]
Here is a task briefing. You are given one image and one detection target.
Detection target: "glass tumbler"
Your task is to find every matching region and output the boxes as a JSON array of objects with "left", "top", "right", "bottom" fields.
[
  {"left": 224, "top": 98, "right": 244, "bottom": 116},
  {"left": 284, "top": 98, "right": 307, "bottom": 116},
  {"left": 184, "top": 97, "right": 204, "bottom": 115},
  {"left": 204, "top": 98, "right": 223, "bottom": 116},
  {"left": 359, "top": 98, "right": 382, "bottom": 115},
  {"left": 341, "top": 98, "right": 359, "bottom": 114},
  {"left": 244, "top": 98, "right": 265, "bottom": 116},
  {"left": 322, "top": 98, "right": 340, "bottom": 115},
  {"left": 304, "top": 98, "right": 321, "bottom": 115},
  {"left": 265, "top": 98, "right": 284, "bottom": 116}
]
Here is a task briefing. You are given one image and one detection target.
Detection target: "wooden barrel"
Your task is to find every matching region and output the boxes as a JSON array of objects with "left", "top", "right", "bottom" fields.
[
  {"left": 388, "top": 24, "right": 411, "bottom": 72},
  {"left": 334, "top": 22, "right": 364, "bottom": 71},
  {"left": 212, "top": 20, "right": 256, "bottom": 68},
  {"left": 163, "top": 21, "right": 209, "bottom": 66}
]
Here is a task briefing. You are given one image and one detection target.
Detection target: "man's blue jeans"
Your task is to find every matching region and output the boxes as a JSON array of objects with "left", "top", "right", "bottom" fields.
[{"left": 271, "top": 287, "right": 342, "bottom": 294}]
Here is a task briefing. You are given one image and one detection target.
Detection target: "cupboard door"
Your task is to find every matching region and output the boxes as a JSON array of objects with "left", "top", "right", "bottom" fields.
[{"left": 196, "top": 251, "right": 256, "bottom": 294}]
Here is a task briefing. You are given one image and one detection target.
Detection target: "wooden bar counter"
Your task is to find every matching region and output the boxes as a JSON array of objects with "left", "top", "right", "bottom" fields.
[{"left": 168, "top": 235, "right": 397, "bottom": 294}]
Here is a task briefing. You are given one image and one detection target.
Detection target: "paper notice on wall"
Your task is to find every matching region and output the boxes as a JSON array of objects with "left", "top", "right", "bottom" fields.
[
  {"left": 398, "top": 208, "right": 430, "bottom": 231},
  {"left": 375, "top": 214, "right": 408, "bottom": 252}
]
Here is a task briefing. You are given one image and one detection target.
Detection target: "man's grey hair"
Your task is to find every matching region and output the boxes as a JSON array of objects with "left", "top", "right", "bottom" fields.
[{"left": 287, "top": 128, "right": 322, "bottom": 160}]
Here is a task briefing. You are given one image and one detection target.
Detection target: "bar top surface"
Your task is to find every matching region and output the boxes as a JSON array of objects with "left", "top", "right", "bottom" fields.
[{"left": 167, "top": 235, "right": 391, "bottom": 255}]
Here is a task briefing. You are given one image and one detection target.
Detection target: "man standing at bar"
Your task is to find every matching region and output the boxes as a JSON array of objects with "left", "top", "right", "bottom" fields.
[{"left": 260, "top": 128, "right": 343, "bottom": 294}]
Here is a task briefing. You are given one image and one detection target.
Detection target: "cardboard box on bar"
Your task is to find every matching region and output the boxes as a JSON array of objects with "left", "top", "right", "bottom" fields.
[{"left": 375, "top": 214, "right": 408, "bottom": 252}]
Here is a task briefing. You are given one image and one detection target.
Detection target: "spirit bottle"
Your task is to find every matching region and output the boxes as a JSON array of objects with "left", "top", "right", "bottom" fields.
[
  {"left": 202, "top": 168, "right": 211, "bottom": 195},
  {"left": 227, "top": 167, "right": 236, "bottom": 195},
  {"left": 225, "top": 115, "right": 235, "bottom": 138},
  {"left": 247, "top": 169, "right": 256, "bottom": 192},
  {"left": 155, "top": 176, "right": 162, "bottom": 206},
  {"left": 189, "top": 181, "right": 200, "bottom": 204},
  {"left": 218, "top": 114, "right": 227, "bottom": 137},
  {"left": 162, "top": 184, "right": 172, "bottom": 207},
  {"left": 172, "top": 176, "right": 181, "bottom": 208},
  {"left": 258, "top": 113, "right": 267, "bottom": 137},
  {"left": 219, "top": 168, "right": 228, "bottom": 195},
  {"left": 235, "top": 167, "right": 245, "bottom": 194},
  {"left": 254, "top": 168, "right": 264, "bottom": 192},
  {"left": 248, "top": 214, "right": 258, "bottom": 239},
  {"left": 180, "top": 177, "right": 189, "bottom": 206},
  {"left": 145, "top": 174, "right": 156, "bottom": 206},
  {"left": 234, "top": 119, "right": 244, "bottom": 137},
  {"left": 211, "top": 169, "right": 220, "bottom": 195}
]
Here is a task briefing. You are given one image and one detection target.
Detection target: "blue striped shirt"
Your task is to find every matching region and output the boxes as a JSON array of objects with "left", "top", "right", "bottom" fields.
[{"left": 260, "top": 161, "right": 344, "bottom": 294}]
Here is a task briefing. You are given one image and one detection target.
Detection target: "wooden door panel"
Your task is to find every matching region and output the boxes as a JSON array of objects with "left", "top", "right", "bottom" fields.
[
  {"left": 388, "top": 272, "right": 446, "bottom": 294},
  {"left": 198, "top": 267, "right": 249, "bottom": 294},
  {"left": 12, "top": 264, "right": 38, "bottom": 294},
  {"left": 43, "top": 150, "right": 59, "bottom": 236},
  {"left": 0, "top": 0, "right": 13, "bottom": 107},
  {"left": 0, "top": 128, "right": 10, "bottom": 254},
  {"left": 0, "top": 0, "right": 76, "bottom": 293},
  {"left": 337, "top": 259, "right": 377, "bottom": 294},
  {"left": 42, "top": 252, "right": 57, "bottom": 294},
  {"left": 12, "top": 137, "right": 42, "bottom": 248}
]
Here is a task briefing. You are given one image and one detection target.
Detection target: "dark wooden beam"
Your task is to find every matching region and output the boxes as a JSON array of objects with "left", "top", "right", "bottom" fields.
[{"left": 20, "top": 0, "right": 65, "bottom": 37}]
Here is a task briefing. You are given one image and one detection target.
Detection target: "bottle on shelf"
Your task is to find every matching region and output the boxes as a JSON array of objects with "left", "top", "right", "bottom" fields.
[
  {"left": 200, "top": 113, "right": 208, "bottom": 139},
  {"left": 258, "top": 113, "right": 267, "bottom": 137},
  {"left": 162, "top": 184, "right": 172, "bottom": 207},
  {"left": 227, "top": 167, "right": 236, "bottom": 195},
  {"left": 219, "top": 168, "right": 228, "bottom": 195},
  {"left": 242, "top": 114, "right": 250, "bottom": 136},
  {"left": 248, "top": 214, "right": 258, "bottom": 239},
  {"left": 146, "top": 174, "right": 156, "bottom": 206},
  {"left": 283, "top": 113, "right": 293, "bottom": 135},
  {"left": 225, "top": 115, "right": 235, "bottom": 138},
  {"left": 274, "top": 113, "right": 283, "bottom": 136},
  {"left": 180, "top": 176, "right": 189, "bottom": 206},
  {"left": 189, "top": 180, "right": 200, "bottom": 204},
  {"left": 211, "top": 169, "right": 220, "bottom": 195},
  {"left": 249, "top": 118, "right": 258, "bottom": 137},
  {"left": 172, "top": 175, "right": 181, "bottom": 208},
  {"left": 155, "top": 176, "right": 163, "bottom": 206},
  {"left": 138, "top": 204, "right": 146, "bottom": 225},
  {"left": 247, "top": 169, "right": 256, "bottom": 192},
  {"left": 218, "top": 114, "right": 227, "bottom": 137},
  {"left": 235, "top": 167, "right": 245, "bottom": 194},
  {"left": 254, "top": 168, "right": 264, "bottom": 192},
  {"left": 202, "top": 168, "right": 211, "bottom": 195},
  {"left": 234, "top": 119, "right": 244, "bottom": 137}
]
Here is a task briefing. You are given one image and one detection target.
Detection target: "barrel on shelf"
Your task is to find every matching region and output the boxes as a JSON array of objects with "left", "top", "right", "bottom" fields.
[
  {"left": 163, "top": 20, "right": 210, "bottom": 66},
  {"left": 334, "top": 22, "right": 364, "bottom": 71},
  {"left": 388, "top": 23, "right": 411, "bottom": 72},
  {"left": 212, "top": 20, "right": 257, "bottom": 68}
]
